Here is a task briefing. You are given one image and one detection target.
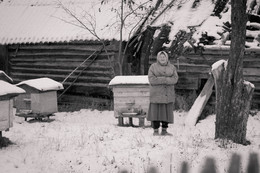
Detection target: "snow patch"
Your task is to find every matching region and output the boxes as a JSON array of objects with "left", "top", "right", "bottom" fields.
[
  {"left": 211, "top": 60, "right": 227, "bottom": 71},
  {"left": 244, "top": 80, "right": 255, "bottom": 89}
]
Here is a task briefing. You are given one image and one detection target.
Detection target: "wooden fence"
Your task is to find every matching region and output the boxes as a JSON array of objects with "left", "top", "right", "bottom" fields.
[{"left": 118, "top": 153, "right": 259, "bottom": 173}]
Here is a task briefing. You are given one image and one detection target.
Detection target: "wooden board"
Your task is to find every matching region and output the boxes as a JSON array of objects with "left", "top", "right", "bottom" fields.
[
  {"left": 185, "top": 75, "right": 214, "bottom": 126},
  {"left": 31, "top": 91, "right": 58, "bottom": 114},
  {"left": 15, "top": 93, "right": 32, "bottom": 111}
]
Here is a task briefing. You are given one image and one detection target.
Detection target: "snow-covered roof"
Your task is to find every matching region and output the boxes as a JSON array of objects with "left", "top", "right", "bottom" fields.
[
  {"left": 0, "top": 80, "right": 25, "bottom": 97},
  {"left": 1, "top": 0, "right": 259, "bottom": 48},
  {"left": 151, "top": 0, "right": 217, "bottom": 40},
  {"left": 0, "top": 0, "right": 154, "bottom": 44},
  {"left": 148, "top": 0, "right": 260, "bottom": 48},
  {"left": 16, "top": 77, "right": 64, "bottom": 91},
  {"left": 0, "top": 70, "right": 13, "bottom": 83},
  {"left": 108, "top": 75, "right": 149, "bottom": 86}
]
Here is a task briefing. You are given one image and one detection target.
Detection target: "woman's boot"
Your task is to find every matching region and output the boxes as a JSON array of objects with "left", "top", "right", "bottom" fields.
[
  {"left": 161, "top": 128, "right": 172, "bottom": 136},
  {"left": 153, "top": 129, "right": 159, "bottom": 136}
]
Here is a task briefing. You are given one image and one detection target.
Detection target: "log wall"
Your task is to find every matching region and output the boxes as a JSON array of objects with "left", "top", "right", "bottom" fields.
[
  {"left": 7, "top": 41, "right": 118, "bottom": 100},
  {"left": 149, "top": 47, "right": 260, "bottom": 106},
  {"left": 0, "top": 45, "right": 9, "bottom": 73}
]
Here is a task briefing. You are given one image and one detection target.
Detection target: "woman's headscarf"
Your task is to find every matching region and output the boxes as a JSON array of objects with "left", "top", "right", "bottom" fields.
[{"left": 157, "top": 51, "right": 169, "bottom": 65}]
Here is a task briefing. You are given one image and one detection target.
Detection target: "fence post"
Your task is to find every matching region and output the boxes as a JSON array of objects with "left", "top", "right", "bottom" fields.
[{"left": 247, "top": 153, "right": 259, "bottom": 173}]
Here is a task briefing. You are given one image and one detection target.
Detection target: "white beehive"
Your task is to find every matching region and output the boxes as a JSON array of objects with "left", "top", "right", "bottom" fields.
[
  {"left": 108, "top": 75, "right": 150, "bottom": 126},
  {"left": 15, "top": 77, "right": 63, "bottom": 116},
  {"left": 0, "top": 80, "right": 25, "bottom": 132}
]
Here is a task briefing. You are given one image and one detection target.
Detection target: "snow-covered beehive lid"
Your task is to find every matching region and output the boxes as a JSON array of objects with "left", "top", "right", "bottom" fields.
[
  {"left": 0, "top": 80, "right": 25, "bottom": 97},
  {"left": 16, "top": 77, "right": 64, "bottom": 92},
  {"left": 0, "top": 70, "right": 13, "bottom": 83},
  {"left": 108, "top": 75, "right": 149, "bottom": 86}
]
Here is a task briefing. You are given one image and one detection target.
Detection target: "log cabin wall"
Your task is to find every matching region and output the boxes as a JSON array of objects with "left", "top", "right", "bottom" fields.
[
  {"left": 149, "top": 47, "right": 260, "bottom": 107},
  {"left": 0, "top": 45, "right": 9, "bottom": 73},
  {"left": 6, "top": 41, "right": 118, "bottom": 101}
]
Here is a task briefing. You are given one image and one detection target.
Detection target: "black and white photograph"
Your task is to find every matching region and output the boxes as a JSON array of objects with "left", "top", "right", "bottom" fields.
[{"left": 0, "top": 0, "right": 260, "bottom": 172}]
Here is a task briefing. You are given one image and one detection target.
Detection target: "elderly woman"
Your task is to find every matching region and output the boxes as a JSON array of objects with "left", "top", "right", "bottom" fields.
[{"left": 147, "top": 51, "right": 178, "bottom": 136}]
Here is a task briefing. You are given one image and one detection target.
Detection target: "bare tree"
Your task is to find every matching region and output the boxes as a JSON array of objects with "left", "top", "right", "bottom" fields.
[{"left": 101, "top": 0, "right": 155, "bottom": 75}]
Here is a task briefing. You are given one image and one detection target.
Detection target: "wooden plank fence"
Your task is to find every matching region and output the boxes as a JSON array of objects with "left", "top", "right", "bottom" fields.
[{"left": 118, "top": 153, "right": 259, "bottom": 173}]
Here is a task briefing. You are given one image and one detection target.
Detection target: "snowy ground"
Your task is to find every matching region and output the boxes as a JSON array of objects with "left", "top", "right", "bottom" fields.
[{"left": 0, "top": 109, "right": 260, "bottom": 173}]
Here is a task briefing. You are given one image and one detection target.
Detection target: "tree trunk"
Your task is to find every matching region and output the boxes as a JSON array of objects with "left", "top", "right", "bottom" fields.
[
  {"left": 139, "top": 26, "right": 156, "bottom": 75},
  {"left": 215, "top": 0, "right": 254, "bottom": 144},
  {"left": 118, "top": 0, "right": 124, "bottom": 75},
  {"left": 150, "top": 24, "right": 171, "bottom": 56}
]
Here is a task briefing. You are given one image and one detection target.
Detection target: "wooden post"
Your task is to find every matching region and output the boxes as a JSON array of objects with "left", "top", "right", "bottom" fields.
[
  {"left": 129, "top": 117, "right": 133, "bottom": 126},
  {"left": 228, "top": 154, "right": 241, "bottom": 173},
  {"left": 139, "top": 118, "right": 144, "bottom": 127},
  {"left": 185, "top": 74, "right": 214, "bottom": 126},
  {"left": 211, "top": 60, "right": 227, "bottom": 113},
  {"left": 118, "top": 117, "right": 124, "bottom": 126},
  {"left": 247, "top": 153, "right": 259, "bottom": 173},
  {"left": 200, "top": 158, "right": 217, "bottom": 173}
]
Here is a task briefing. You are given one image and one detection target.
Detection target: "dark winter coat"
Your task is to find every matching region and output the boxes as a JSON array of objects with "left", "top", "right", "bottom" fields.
[{"left": 148, "top": 61, "right": 178, "bottom": 104}]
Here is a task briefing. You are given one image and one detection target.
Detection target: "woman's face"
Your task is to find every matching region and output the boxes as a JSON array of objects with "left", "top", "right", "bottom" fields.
[{"left": 158, "top": 53, "right": 168, "bottom": 65}]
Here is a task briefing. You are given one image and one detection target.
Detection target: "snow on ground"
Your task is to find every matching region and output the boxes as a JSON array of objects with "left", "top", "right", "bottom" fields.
[{"left": 0, "top": 109, "right": 260, "bottom": 173}]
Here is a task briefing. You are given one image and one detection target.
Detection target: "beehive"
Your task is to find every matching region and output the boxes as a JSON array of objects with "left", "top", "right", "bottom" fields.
[
  {"left": 15, "top": 77, "right": 63, "bottom": 116},
  {"left": 0, "top": 80, "right": 25, "bottom": 132},
  {"left": 109, "top": 76, "right": 150, "bottom": 126}
]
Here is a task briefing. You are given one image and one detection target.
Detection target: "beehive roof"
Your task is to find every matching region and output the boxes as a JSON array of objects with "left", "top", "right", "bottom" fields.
[
  {"left": 108, "top": 75, "right": 149, "bottom": 86},
  {"left": 16, "top": 77, "right": 64, "bottom": 91},
  {"left": 0, "top": 71, "right": 13, "bottom": 83},
  {"left": 0, "top": 80, "right": 25, "bottom": 97}
]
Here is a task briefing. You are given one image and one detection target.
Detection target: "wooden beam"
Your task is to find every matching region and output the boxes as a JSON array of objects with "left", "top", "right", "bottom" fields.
[{"left": 185, "top": 74, "right": 214, "bottom": 126}]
